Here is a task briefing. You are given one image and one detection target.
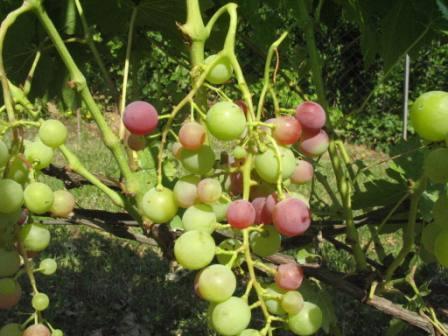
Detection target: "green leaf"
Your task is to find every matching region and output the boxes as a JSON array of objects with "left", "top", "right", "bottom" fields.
[{"left": 169, "top": 215, "right": 184, "bottom": 231}]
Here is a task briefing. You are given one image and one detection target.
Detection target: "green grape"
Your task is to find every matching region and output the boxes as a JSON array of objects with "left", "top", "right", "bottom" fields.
[
  {"left": 211, "top": 297, "right": 251, "bottom": 336},
  {"left": 264, "top": 283, "right": 286, "bottom": 315},
  {"left": 204, "top": 55, "right": 233, "bottom": 85},
  {"left": 281, "top": 291, "right": 304, "bottom": 315},
  {"left": 6, "top": 156, "right": 29, "bottom": 184},
  {"left": 424, "top": 148, "right": 448, "bottom": 183},
  {"left": 179, "top": 145, "right": 215, "bottom": 175},
  {"left": 39, "top": 119, "right": 68, "bottom": 148},
  {"left": 197, "top": 264, "right": 236, "bottom": 302},
  {"left": 50, "top": 190, "right": 75, "bottom": 218},
  {"left": 0, "top": 249, "right": 20, "bottom": 277},
  {"left": 233, "top": 146, "right": 247, "bottom": 160},
  {"left": 288, "top": 302, "right": 323, "bottom": 336},
  {"left": 0, "top": 323, "right": 22, "bottom": 336},
  {"left": 24, "top": 182, "right": 54, "bottom": 215},
  {"left": 250, "top": 225, "right": 281, "bottom": 257},
  {"left": 0, "top": 179, "right": 24, "bottom": 214},
  {"left": 433, "top": 192, "right": 448, "bottom": 222},
  {"left": 0, "top": 140, "right": 9, "bottom": 168},
  {"left": 216, "top": 239, "right": 244, "bottom": 267},
  {"left": 210, "top": 197, "right": 230, "bottom": 223},
  {"left": 32, "top": 292, "right": 49, "bottom": 311},
  {"left": 206, "top": 102, "right": 246, "bottom": 141},
  {"left": 173, "top": 175, "right": 200, "bottom": 208},
  {"left": 19, "top": 223, "right": 51, "bottom": 252},
  {"left": 52, "top": 330, "right": 64, "bottom": 336},
  {"left": 421, "top": 222, "right": 444, "bottom": 253},
  {"left": 254, "top": 146, "right": 296, "bottom": 183},
  {"left": 141, "top": 187, "right": 178, "bottom": 223},
  {"left": 182, "top": 204, "right": 216, "bottom": 233},
  {"left": 174, "top": 230, "right": 215, "bottom": 270},
  {"left": 24, "top": 140, "right": 54, "bottom": 170},
  {"left": 434, "top": 229, "right": 448, "bottom": 266},
  {"left": 0, "top": 278, "right": 21, "bottom": 309},
  {"left": 238, "top": 329, "right": 260, "bottom": 336},
  {"left": 39, "top": 258, "right": 57, "bottom": 275}
]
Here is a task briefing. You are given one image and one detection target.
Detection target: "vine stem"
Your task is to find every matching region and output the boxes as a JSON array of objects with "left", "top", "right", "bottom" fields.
[{"left": 23, "top": 48, "right": 41, "bottom": 95}]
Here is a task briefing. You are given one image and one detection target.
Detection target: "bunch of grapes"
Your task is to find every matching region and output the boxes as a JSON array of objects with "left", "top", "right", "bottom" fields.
[{"left": 0, "top": 120, "right": 75, "bottom": 336}]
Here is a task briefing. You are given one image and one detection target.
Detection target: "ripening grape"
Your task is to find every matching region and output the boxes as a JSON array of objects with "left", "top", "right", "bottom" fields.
[
  {"left": 173, "top": 175, "right": 199, "bottom": 208},
  {"left": 179, "top": 121, "right": 206, "bottom": 150},
  {"left": 39, "top": 119, "right": 68, "bottom": 148},
  {"left": 0, "top": 249, "right": 20, "bottom": 277},
  {"left": 254, "top": 146, "right": 296, "bottom": 183},
  {"left": 182, "top": 204, "right": 216, "bottom": 233},
  {"left": 50, "top": 190, "right": 75, "bottom": 218},
  {"left": 298, "top": 129, "right": 329, "bottom": 157},
  {"left": 205, "top": 55, "right": 233, "bottom": 85},
  {"left": 39, "top": 258, "right": 57, "bottom": 275},
  {"left": 433, "top": 193, "right": 448, "bottom": 222},
  {"left": 434, "top": 229, "right": 448, "bottom": 266},
  {"left": 197, "top": 178, "right": 222, "bottom": 204},
  {"left": 22, "top": 324, "right": 51, "bottom": 336},
  {"left": 6, "top": 156, "right": 29, "bottom": 184},
  {"left": 264, "top": 283, "right": 286, "bottom": 315},
  {"left": 211, "top": 297, "right": 251, "bottom": 336},
  {"left": 127, "top": 134, "right": 147, "bottom": 151},
  {"left": 238, "top": 330, "right": 260, "bottom": 336},
  {"left": 171, "top": 142, "right": 182, "bottom": 159},
  {"left": 19, "top": 223, "right": 51, "bottom": 252},
  {"left": 196, "top": 264, "right": 236, "bottom": 302},
  {"left": 179, "top": 145, "right": 215, "bottom": 175},
  {"left": 291, "top": 160, "right": 314, "bottom": 184},
  {"left": 210, "top": 198, "right": 230, "bottom": 222},
  {"left": 141, "top": 187, "right": 178, "bottom": 223},
  {"left": 24, "top": 140, "right": 54, "bottom": 170},
  {"left": 216, "top": 239, "right": 244, "bottom": 267},
  {"left": 0, "top": 323, "right": 22, "bottom": 336},
  {"left": 288, "top": 302, "right": 323, "bottom": 336},
  {"left": 421, "top": 222, "right": 444, "bottom": 253},
  {"left": 227, "top": 200, "right": 256, "bottom": 229},
  {"left": 273, "top": 198, "right": 311, "bottom": 237},
  {"left": 275, "top": 263, "right": 304, "bottom": 290},
  {"left": 32, "top": 292, "right": 49, "bottom": 311},
  {"left": 206, "top": 102, "right": 246, "bottom": 141},
  {"left": 0, "top": 140, "right": 9, "bottom": 168},
  {"left": 24, "top": 182, "right": 54, "bottom": 215},
  {"left": 0, "top": 179, "right": 24, "bottom": 214},
  {"left": 272, "top": 116, "right": 302, "bottom": 145},
  {"left": 233, "top": 146, "right": 247, "bottom": 160},
  {"left": 174, "top": 230, "right": 215, "bottom": 270},
  {"left": 410, "top": 91, "right": 448, "bottom": 142},
  {"left": 250, "top": 225, "right": 281, "bottom": 257},
  {"left": 281, "top": 291, "right": 304, "bottom": 315},
  {"left": 123, "top": 101, "right": 159, "bottom": 135},
  {"left": 0, "top": 278, "right": 21, "bottom": 309},
  {"left": 424, "top": 148, "right": 448, "bottom": 183},
  {"left": 295, "top": 101, "right": 326, "bottom": 130}
]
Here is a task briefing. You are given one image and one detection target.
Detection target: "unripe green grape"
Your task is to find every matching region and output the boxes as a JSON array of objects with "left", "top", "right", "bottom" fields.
[
  {"left": 434, "top": 229, "right": 448, "bottom": 266},
  {"left": 19, "top": 223, "right": 51, "bottom": 252},
  {"left": 421, "top": 222, "right": 444, "bottom": 253},
  {"left": 204, "top": 55, "right": 233, "bottom": 85},
  {"left": 238, "top": 329, "right": 261, "bottom": 336},
  {"left": 182, "top": 204, "right": 216, "bottom": 233},
  {"left": 210, "top": 197, "right": 230, "bottom": 222},
  {"left": 196, "top": 264, "right": 236, "bottom": 302},
  {"left": 50, "top": 190, "right": 75, "bottom": 218},
  {"left": 32, "top": 292, "right": 49, "bottom": 311},
  {"left": 250, "top": 225, "right": 281, "bottom": 257},
  {"left": 0, "top": 323, "right": 22, "bottom": 336},
  {"left": 52, "top": 330, "right": 64, "bottom": 336},
  {"left": 254, "top": 146, "right": 296, "bottom": 183},
  {"left": 174, "top": 230, "right": 215, "bottom": 270},
  {"left": 39, "top": 258, "right": 57, "bottom": 275},
  {"left": 179, "top": 145, "right": 215, "bottom": 175},
  {"left": 39, "top": 119, "right": 68, "bottom": 148},
  {"left": 0, "top": 179, "right": 24, "bottom": 214},
  {"left": 433, "top": 192, "right": 448, "bottom": 222},
  {"left": 206, "top": 102, "right": 246, "bottom": 141},
  {"left": 0, "top": 278, "right": 22, "bottom": 309},
  {"left": 6, "top": 156, "right": 29, "bottom": 184},
  {"left": 281, "top": 291, "right": 304, "bottom": 315},
  {"left": 24, "top": 182, "right": 54, "bottom": 215},
  {"left": 216, "top": 239, "right": 244, "bottom": 267},
  {"left": 424, "top": 148, "right": 448, "bottom": 183},
  {"left": 24, "top": 141, "right": 54, "bottom": 170},
  {"left": 211, "top": 297, "right": 251, "bottom": 336},
  {"left": 264, "top": 283, "right": 286, "bottom": 315},
  {"left": 233, "top": 146, "right": 247, "bottom": 160},
  {"left": 288, "top": 302, "right": 323, "bottom": 336},
  {"left": 141, "top": 187, "right": 178, "bottom": 223},
  {"left": 0, "top": 140, "right": 9, "bottom": 168},
  {"left": 0, "top": 249, "right": 20, "bottom": 277}
]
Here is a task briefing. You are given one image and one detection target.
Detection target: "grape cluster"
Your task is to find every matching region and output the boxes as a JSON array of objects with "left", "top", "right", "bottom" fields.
[{"left": 1, "top": 120, "right": 74, "bottom": 336}]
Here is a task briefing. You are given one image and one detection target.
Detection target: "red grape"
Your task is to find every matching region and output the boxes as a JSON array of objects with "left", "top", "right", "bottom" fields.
[
  {"left": 127, "top": 134, "right": 147, "bottom": 151},
  {"left": 179, "top": 121, "right": 206, "bottom": 150},
  {"left": 290, "top": 160, "right": 314, "bottom": 184},
  {"left": 272, "top": 116, "right": 302, "bottom": 145},
  {"left": 295, "top": 101, "right": 326, "bottom": 130},
  {"left": 275, "top": 263, "right": 304, "bottom": 290},
  {"left": 123, "top": 101, "right": 159, "bottom": 135},
  {"left": 227, "top": 200, "right": 256, "bottom": 229},
  {"left": 229, "top": 172, "right": 243, "bottom": 196},
  {"left": 298, "top": 129, "right": 329, "bottom": 157},
  {"left": 272, "top": 198, "right": 311, "bottom": 237},
  {"left": 251, "top": 197, "right": 273, "bottom": 225}
]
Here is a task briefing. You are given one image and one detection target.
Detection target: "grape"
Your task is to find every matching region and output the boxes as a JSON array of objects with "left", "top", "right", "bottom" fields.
[
  {"left": 298, "top": 129, "right": 329, "bottom": 157},
  {"left": 50, "top": 190, "right": 75, "bottom": 218},
  {"left": 254, "top": 146, "right": 296, "bottom": 183},
  {"left": 229, "top": 172, "right": 243, "bottom": 196},
  {"left": 211, "top": 297, "right": 251, "bottom": 336},
  {"left": 0, "top": 323, "right": 22, "bottom": 336},
  {"left": 288, "top": 302, "right": 323, "bottom": 336},
  {"left": 204, "top": 55, "right": 233, "bottom": 85},
  {"left": 6, "top": 156, "right": 29, "bottom": 184},
  {"left": 295, "top": 101, "right": 326, "bottom": 130},
  {"left": 287, "top": 192, "right": 310, "bottom": 208},
  {"left": 210, "top": 198, "right": 230, "bottom": 222},
  {"left": 421, "top": 222, "right": 444, "bottom": 253},
  {"left": 273, "top": 198, "right": 311, "bottom": 237},
  {"left": 250, "top": 225, "right": 281, "bottom": 257},
  {"left": 24, "top": 141, "right": 54, "bottom": 170},
  {"left": 173, "top": 175, "right": 199, "bottom": 208},
  {"left": 24, "top": 182, "right": 54, "bottom": 215},
  {"left": 275, "top": 263, "right": 304, "bottom": 290},
  {"left": 206, "top": 102, "right": 246, "bottom": 141},
  {"left": 0, "top": 210, "right": 21, "bottom": 248},
  {"left": 19, "top": 223, "right": 51, "bottom": 252},
  {"left": 434, "top": 229, "right": 448, "bottom": 266},
  {"left": 141, "top": 187, "right": 178, "bottom": 223},
  {"left": 290, "top": 160, "right": 314, "bottom": 184},
  {"left": 264, "top": 283, "right": 286, "bottom": 315},
  {"left": 233, "top": 146, "right": 247, "bottom": 160},
  {"left": 424, "top": 148, "right": 448, "bottom": 183},
  {"left": 0, "top": 140, "right": 9, "bottom": 168},
  {"left": 39, "top": 119, "right": 68, "bottom": 148},
  {"left": 23, "top": 324, "right": 51, "bottom": 336},
  {"left": 123, "top": 101, "right": 159, "bottom": 135},
  {"left": 410, "top": 91, "right": 448, "bottom": 142},
  {"left": 127, "top": 134, "right": 147, "bottom": 151},
  {"left": 171, "top": 142, "right": 182, "bottom": 159},
  {"left": 272, "top": 116, "right": 302, "bottom": 145},
  {"left": 281, "top": 291, "right": 304, "bottom": 315},
  {"left": 196, "top": 264, "right": 236, "bottom": 302},
  {"left": 182, "top": 204, "right": 216, "bottom": 233},
  {"left": 217, "top": 239, "right": 244, "bottom": 267},
  {"left": 252, "top": 197, "right": 270, "bottom": 224},
  {"left": 0, "top": 249, "right": 20, "bottom": 277},
  {"left": 179, "top": 145, "right": 215, "bottom": 175},
  {"left": 52, "top": 330, "right": 63, "bottom": 336},
  {"left": 0, "top": 179, "right": 24, "bottom": 214},
  {"left": 179, "top": 121, "right": 206, "bottom": 150},
  {"left": 0, "top": 278, "right": 21, "bottom": 309},
  {"left": 433, "top": 193, "right": 448, "bottom": 222},
  {"left": 39, "top": 258, "right": 57, "bottom": 275},
  {"left": 238, "top": 330, "right": 260, "bottom": 336},
  {"left": 227, "top": 200, "right": 256, "bottom": 229},
  {"left": 174, "top": 230, "right": 215, "bottom": 270},
  {"left": 197, "top": 178, "right": 222, "bottom": 204},
  {"left": 32, "top": 292, "right": 49, "bottom": 311}
]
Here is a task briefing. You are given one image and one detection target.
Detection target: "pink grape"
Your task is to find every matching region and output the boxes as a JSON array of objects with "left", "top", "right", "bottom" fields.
[
  {"left": 197, "top": 178, "right": 222, "bottom": 204},
  {"left": 295, "top": 101, "right": 326, "bottom": 130},
  {"left": 272, "top": 198, "right": 311, "bottom": 237},
  {"left": 127, "top": 134, "right": 147, "bottom": 151},
  {"left": 251, "top": 197, "right": 273, "bottom": 225},
  {"left": 275, "top": 263, "right": 304, "bottom": 290},
  {"left": 179, "top": 121, "right": 206, "bottom": 150},
  {"left": 227, "top": 200, "right": 256, "bottom": 229},
  {"left": 272, "top": 116, "right": 302, "bottom": 145},
  {"left": 298, "top": 129, "right": 329, "bottom": 157},
  {"left": 123, "top": 101, "right": 159, "bottom": 135},
  {"left": 290, "top": 160, "right": 314, "bottom": 184}
]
